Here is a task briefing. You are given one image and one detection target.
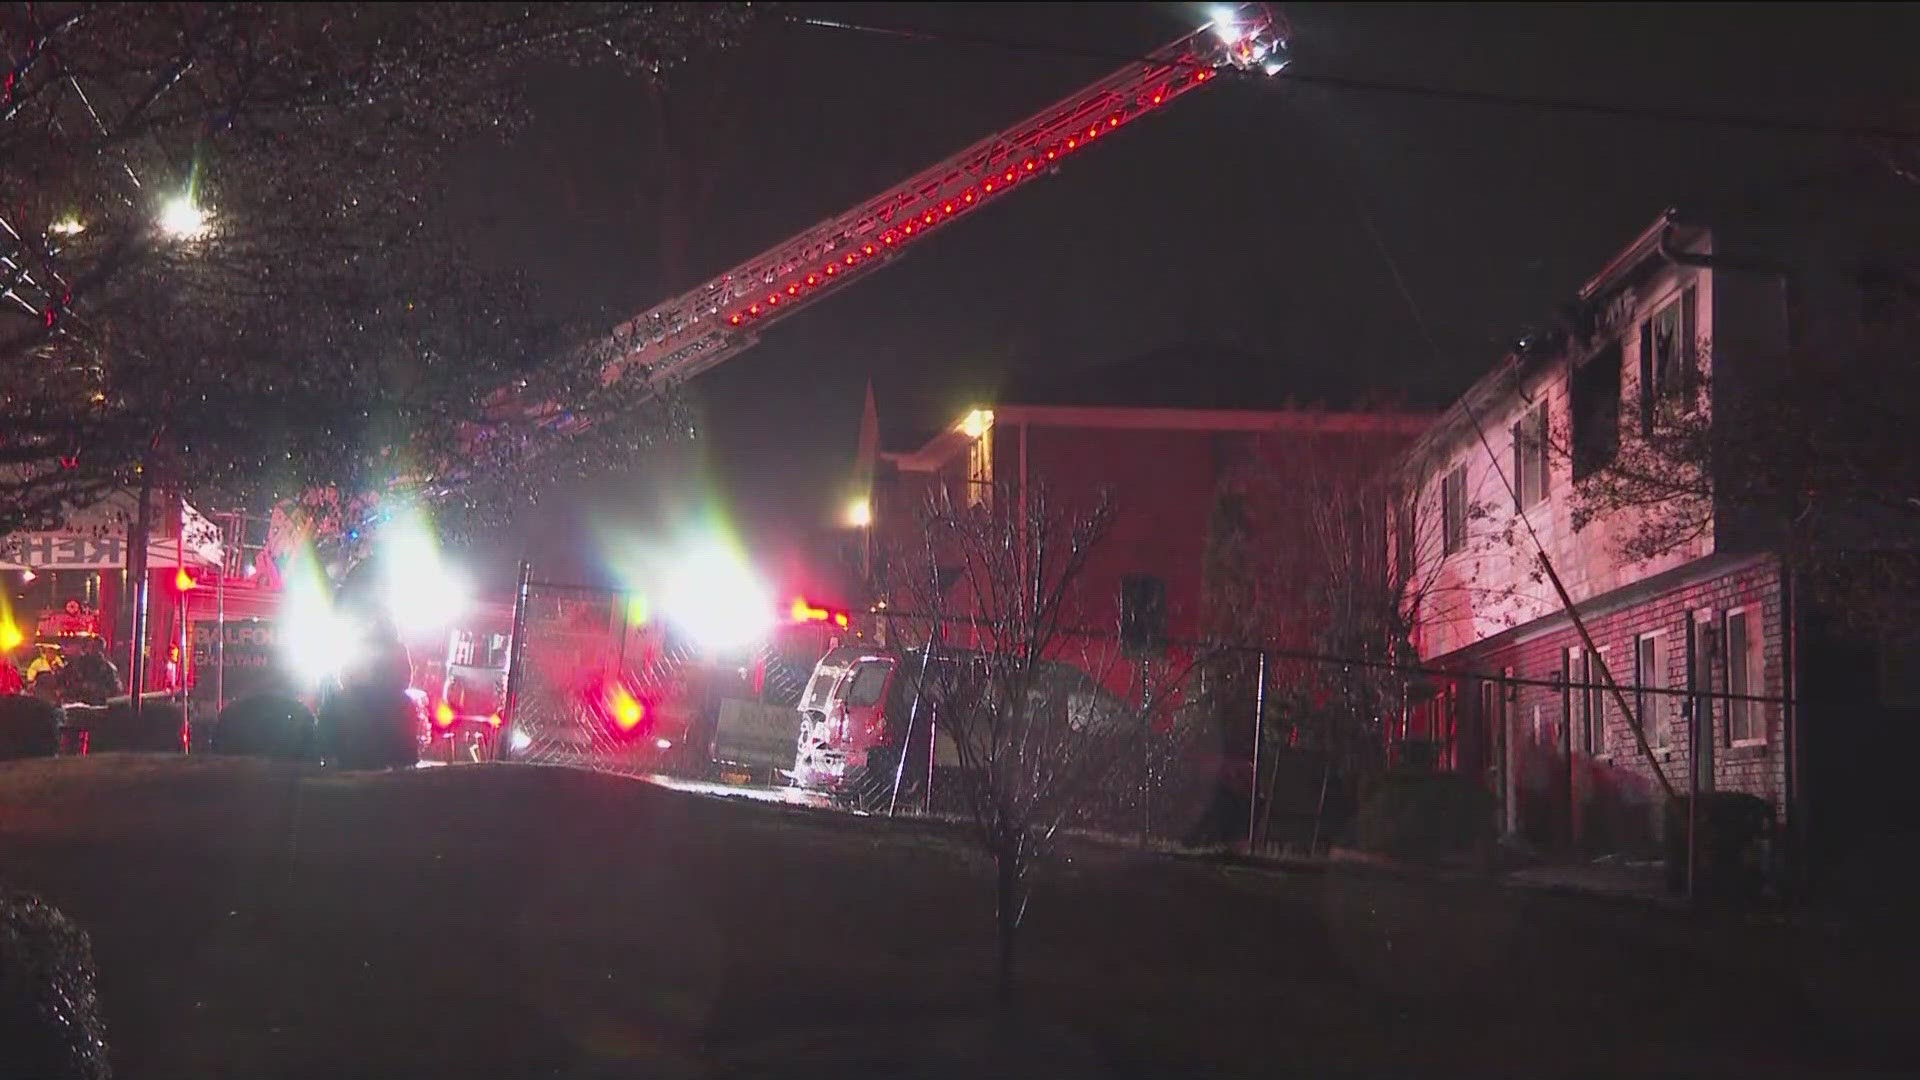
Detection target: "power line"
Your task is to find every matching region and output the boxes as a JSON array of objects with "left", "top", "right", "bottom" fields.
[{"left": 786, "top": 13, "right": 1920, "bottom": 143}]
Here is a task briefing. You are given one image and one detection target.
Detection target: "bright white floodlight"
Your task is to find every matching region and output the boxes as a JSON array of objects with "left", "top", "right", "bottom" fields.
[
  {"left": 1209, "top": 5, "right": 1242, "bottom": 45},
  {"left": 380, "top": 512, "right": 472, "bottom": 638},
  {"left": 660, "top": 536, "right": 774, "bottom": 650},
  {"left": 158, "top": 195, "right": 210, "bottom": 240}
]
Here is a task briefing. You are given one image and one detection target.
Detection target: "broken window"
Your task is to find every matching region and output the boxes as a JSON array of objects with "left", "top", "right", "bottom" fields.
[
  {"left": 1571, "top": 342, "right": 1623, "bottom": 480},
  {"left": 1639, "top": 287, "right": 1697, "bottom": 433}
]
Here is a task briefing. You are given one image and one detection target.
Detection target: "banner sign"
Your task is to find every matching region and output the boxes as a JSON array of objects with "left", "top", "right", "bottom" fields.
[{"left": 0, "top": 534, "right": 127, "bottom": 570}]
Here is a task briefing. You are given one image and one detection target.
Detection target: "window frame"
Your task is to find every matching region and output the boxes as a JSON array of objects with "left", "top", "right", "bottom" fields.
[
  {"left": 966, "top": 427, "right": 993, "bottom": 509},
  {"left": 1511, "top": 402, "right": 1550, "bottom": 509},
  {"left": 1441, "top": 465, "right": 1467, "bottom": 556},
  {"left": 1724, "top": 607, "right": 1765, "bottom": 746},
  {"left": 1639, "top": 286, "right": 1698, "bottom": 433},
  {"left": 1635, "top": 631, "right": 1667, "bottom": 748}
]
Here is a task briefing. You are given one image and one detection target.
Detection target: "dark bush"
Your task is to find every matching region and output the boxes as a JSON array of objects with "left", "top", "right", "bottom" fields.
[
  {"left": 1664, "top": 792, "right": 1776, "bottom": 900},
  {"left": 79, "top": 700, "right": 186, "bottom": 754},
  {"left": 209, "top": 695, "right": 317, "bottom": 761},
  {"left": 0, "top": 891, "right": 111, "bottom": 1080},
  {"left": 0, "top": 695, "right": 61, "bottom": 760},
  {"left": 317, "top": 688, "right": 419, "bottom": 771},
  {"left": 1352, "top": 770, "right": 1496, "bottom": 865}
]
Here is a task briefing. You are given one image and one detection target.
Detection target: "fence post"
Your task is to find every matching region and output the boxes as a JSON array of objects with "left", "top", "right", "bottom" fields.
[
  {"left": 497, "top": 559, "right": 534, "bottom": 762},
  {"left": 1248, "top": 648, "right": 1267, "bottom": 851}
]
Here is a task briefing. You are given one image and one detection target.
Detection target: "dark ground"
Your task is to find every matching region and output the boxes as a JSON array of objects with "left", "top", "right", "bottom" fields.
[{"left": 0, "top": 756, "right": 1911, "bottom": 1078}]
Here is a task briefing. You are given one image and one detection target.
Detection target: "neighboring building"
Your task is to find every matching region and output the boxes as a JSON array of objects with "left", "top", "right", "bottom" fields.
[
  {"left": 869, "top": 397, "right": 1428, "bottom": 838},
  {"left": 1399, "top": 190, "right": 1920, "bottom": 879},
  {"left": 876, "top": 402, "right": 1429, "bottom": 650}
]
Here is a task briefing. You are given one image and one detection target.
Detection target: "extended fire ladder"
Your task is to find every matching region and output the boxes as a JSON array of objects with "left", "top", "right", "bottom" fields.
[{"left": 594, "top": 4, "right": 1289, "bottom": 394}]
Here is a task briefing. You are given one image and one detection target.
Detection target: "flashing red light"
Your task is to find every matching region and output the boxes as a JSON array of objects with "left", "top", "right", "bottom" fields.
[
  {"left": 1086, "top": 125, "right": 1099, "bottom": 138},
  {"left": 1108, "top": 115, "right": 1120, "bottom": 128},
  {"left": 786, "top": 283, "right": 800, "bottom": 296},
  {"left": 942, "top": 201, "right": 955, "bottom": 213},
  {"left": 963, "top": 190, "right": 976, "bottom": 204},
  {"left": 434, "top": 700, "right": 456, "bottom": 729},
  {"left": 173, "top": 568, "right": 196, "bottom": 593},
  {"left": 748, "top": 303, "right": 760, "bottom": 316},
  {"left": 728, "top": 313, "right": 743, "bottom": 326},
  {"left": 1045, "top": 148, "right": 1057, "bottom": 161},
  {"left": 983, "top": 181, "right": 995, "bottom": 193},
  {"left": 824, "top": 263, "right": 838, "bottom": 276},
  {"left": 1066, "top": 137, "right": 1078, "bottom": 150},
  {"left": 1195, "top": 68, "right": 1213, "bottom": 82},
  {"left": 882, "top": 233, "right": 896, "bottom": 245},
  {"left": 1003, "top": 168, "right": 1016, "bottom": 183},
  {"left": 766, "top": 294, "right": 779, "bottom": 307},
  {"left": 844, "top": 253, "right": 857, "bottom": 265},
  {"left": 1023, "top": 159, "right": 1037, "bottom": 172},
  {"left": 1151, "top": 91, "right": 1165, "bottom": 105},
  {"left": 862, "top": 243, "right": 876, "bottom": 256},
  {"left": 902, "top": 222, "right": 916, "bottom": 236},
  {"left": 805, "top": 273, "right": 819, "bottom": 286},
  {"left": 607, "top": 683, "right": 645, "bottom": 733},
  {"left": 921, "top": 211, "right": 934, "bottom": 225}
]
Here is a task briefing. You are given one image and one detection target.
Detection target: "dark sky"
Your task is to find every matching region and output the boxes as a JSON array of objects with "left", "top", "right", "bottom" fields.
[{"left": 450, "top": 2, "right": 1920, "bottom": 584}]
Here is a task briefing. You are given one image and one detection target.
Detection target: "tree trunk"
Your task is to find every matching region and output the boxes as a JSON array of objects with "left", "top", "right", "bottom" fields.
[{"left": 994, "top": 841, "right": 1021, "bottom": 1010}]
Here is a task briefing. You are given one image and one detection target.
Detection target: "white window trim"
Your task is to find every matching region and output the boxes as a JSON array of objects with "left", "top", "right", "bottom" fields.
[
  {"left": 1636, "top": 630, "right": 1668, "bottom": 749},
  {"left": 1725, "top": 605, "right": 1767, "bottom": 747}
]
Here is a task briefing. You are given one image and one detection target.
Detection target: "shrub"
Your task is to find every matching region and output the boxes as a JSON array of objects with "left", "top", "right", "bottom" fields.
[
  {"left": 317, "top": 688, "right": 420, "bottom": 771},
  {"left": 81, "top": 700, "right": 187, "bottom": 754},
  {"left": 0, "top": 891, "right": 111, "bottom": 1080},
  {"left": 210, "top": 695, "right": 317, "bottom": 761},
  {"left": 1352, "top": 770, "right": 1496, "bottom": 865},
  {"left": 1663, "top": 792, "right": 1776, "bottom": 900},
  {"left": 0, "top": 695, "right": 61, "bottom": 761}
]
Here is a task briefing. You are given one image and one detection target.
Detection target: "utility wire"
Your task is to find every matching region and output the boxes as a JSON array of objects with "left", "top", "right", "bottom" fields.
[
  {"left": 1304, "top": 106, "right": 1678, "bottom": 797},
  {"left": 787, "top": 13, "right": 1920, "bottom": 143}
]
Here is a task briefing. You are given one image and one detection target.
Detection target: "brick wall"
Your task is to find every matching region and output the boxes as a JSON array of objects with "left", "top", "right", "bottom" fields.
[{"left": 1446, "top": 556, "right": 1786, "bottom": 849}]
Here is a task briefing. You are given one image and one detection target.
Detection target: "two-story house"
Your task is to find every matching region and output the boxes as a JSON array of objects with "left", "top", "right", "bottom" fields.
[{"left": 1400, "top": 191, "right": 1920, "bottom": 881}]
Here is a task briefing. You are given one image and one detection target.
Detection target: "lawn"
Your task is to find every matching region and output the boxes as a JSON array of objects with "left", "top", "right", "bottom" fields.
[{"left": 0, "top": 755, "right": 1909, "bottom": 1078}]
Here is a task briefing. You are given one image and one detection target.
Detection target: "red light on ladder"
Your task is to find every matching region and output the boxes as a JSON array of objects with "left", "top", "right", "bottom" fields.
[
  {"left": 983, "top": 181, "right": 995, "bottom": 193},
  {"left": 1086, "top": 125, "right": 1099, "bottom": 138},
  {"left": 1195, "top": 68, "right": 1213, "bottom": 82},
  {"left": 1045, "top": 148, "right": 1057, "bottom": 161},
  {"left": 1023, "top": 159, "right": 1037, "bottom": 172},
  {"left": 1066, "top": 137, "right": 1078, "bottom": 150},
  {"left": 862, "top": 244, "right": 876, "bottom": 256},
  {"left": 766, "top": 294, "right": 779, "bottom": 307},
  {"left": 728, "top": 313, "right": 743, "bottom": 326},
  {"left": 786, "top": 283, "right": 800, "bottom": 296},
  {"left": 805, "top": 273, "right": 819, "bottom": 286},
  {"left": 824, "top": 263, "right": 838, "bottom": 276},
  {"left": 843, "top": 253, "right": 857, "bottom": 265},
  {"left": 942, "top": 201, "right": 955, "bottom": 214},
  {"left": 1003, "top": 168, "right": 1016, "bottom": 183},
  {"left": 921, "top": 211, "right": 934, "bottom": 225},
  {"left": 747, "top": 304, "right": 760, "bottom": 316},
  {"left": 963, "top": 190, "right": 976, "bottom": 204},
  {"left": 1151, "top": 91, "right": 1165, "bottom": 105},
  {"left": 882, "top": 232, "right": 897, "bottom": 245},
  {"left": 1108, "top": 115, "right": 1120, "bottom": 128}
]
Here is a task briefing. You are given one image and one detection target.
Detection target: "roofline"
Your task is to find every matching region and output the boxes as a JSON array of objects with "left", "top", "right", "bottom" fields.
[
  {"left": 1401, "top": 209, "right": 1704, "bottom": 474},
  {"left": 1578, "top": 209, "right": 1678, "bottom": 300},
  {"left": 886, "top": 404, "right": 1436, "bottom": 472}
]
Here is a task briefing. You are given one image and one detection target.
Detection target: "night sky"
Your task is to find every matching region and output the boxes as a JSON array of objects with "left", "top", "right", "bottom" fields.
[{"left": 449, "top": 2, "right": 1920, "bottom": 585}]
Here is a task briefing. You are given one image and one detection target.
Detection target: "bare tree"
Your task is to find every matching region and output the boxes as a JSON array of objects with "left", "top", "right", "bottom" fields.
[
  {"left": 1, "top": 3, "right": 754, "bottom": 541},
  {"left": 1564, "top": 316, "right": 1920, "bottom": 634},
  {"left": 880, "top": 482, "right": 1212, "bottom": 1005}
]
